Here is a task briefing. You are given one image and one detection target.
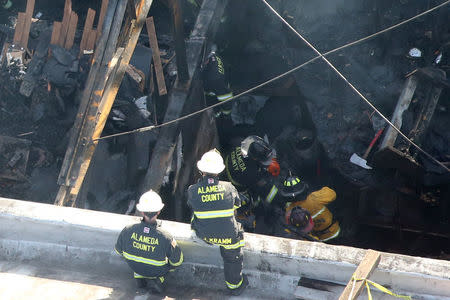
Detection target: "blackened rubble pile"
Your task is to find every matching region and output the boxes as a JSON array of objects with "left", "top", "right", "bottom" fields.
[
  {"left": 215, "top": 0, "right": 449, "bottom": 252},
  {"left": 0, "top": 1, "right": 177, "bottom": 208}
]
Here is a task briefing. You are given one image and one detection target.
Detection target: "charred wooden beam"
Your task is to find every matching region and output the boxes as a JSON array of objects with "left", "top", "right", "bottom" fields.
[
  {"left": 171, "top": 0, "right": 189, "bottom": 82},
  {"left": 97, "top": 0, "right": 110, "bottom": 43},
  {"left": 55, "top": 0, "right": 154, "bottom": 207},
  {"left": 55, "top": 0, "right": 126, "bottom": 206},
  {"left": 146, "top": 16, "right": 167, "bottom": 95},
  {"left": 140, "top": 0, "right": 229, "bottom": 214},
  {"left": 374, "top": 68, "right": 445, "bottom": 176}
]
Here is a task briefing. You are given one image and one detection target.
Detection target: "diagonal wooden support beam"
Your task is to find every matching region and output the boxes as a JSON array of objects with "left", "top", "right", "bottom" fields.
[
  {"left": 146, "top": 16, "right": 167, "bottom": 95},
  {"left": 55, "top": 0, "right": 154, "bottom": 207},
  {"left": 338, "top": 249, "right": 381, "bottom": 300},
  {"left": 97, "top": 0, "right": 109, "bottom": 43},
  {"left": 140, "top": 0, "right": 229, "bottom": 199}
]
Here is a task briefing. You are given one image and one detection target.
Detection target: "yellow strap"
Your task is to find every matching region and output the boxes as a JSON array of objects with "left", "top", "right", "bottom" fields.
[{"left": 351, "top": 276, "right": 412, "bottom": 300}]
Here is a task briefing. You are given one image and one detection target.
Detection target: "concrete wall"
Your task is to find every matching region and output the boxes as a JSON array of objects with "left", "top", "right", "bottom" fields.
[{"left": 0, "top": 197, "right": 449, "bottom": 299}]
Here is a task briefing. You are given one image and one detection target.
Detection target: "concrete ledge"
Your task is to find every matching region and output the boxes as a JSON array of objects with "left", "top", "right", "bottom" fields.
[{"left": 1, "top": 198, "right": 449, "bottom": 299}]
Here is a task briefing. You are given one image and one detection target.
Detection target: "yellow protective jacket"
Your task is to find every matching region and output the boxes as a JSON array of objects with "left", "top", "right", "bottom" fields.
[{"left": 285, "top": 187, "right": 340, "bottom": 242}]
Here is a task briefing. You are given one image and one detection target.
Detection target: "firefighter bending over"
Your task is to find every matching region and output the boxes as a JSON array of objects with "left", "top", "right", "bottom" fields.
[
  {"left": 224, "top": 135, "right": 280, "bottom": 194},
  {"left": 187, "top": 149, "right": 249, "bottom": 296},
  {"left": 281, "top": 175, "right": 341, "bottom": 242},
  {"left": 115, "top": 190, "right": 183, "bottom": 294}
]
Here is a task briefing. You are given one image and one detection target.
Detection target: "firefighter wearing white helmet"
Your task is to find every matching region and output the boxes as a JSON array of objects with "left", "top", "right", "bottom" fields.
[
  {"left": 187, "top": 149, "right": 249, "bottom": 296},
  {"left": 115, "top": 190, "right": 183, "bottom": 294}
]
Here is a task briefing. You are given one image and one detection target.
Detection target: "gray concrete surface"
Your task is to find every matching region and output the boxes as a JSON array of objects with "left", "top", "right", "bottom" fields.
[{"left": 1, "top": 197, "right": 449, "bottom": 300}]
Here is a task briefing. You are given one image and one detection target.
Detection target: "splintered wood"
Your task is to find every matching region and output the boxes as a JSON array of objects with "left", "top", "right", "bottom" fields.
[
  {"left": 80, "top": 8, "right": 96, "bottom": 55},
  {"left": 79, "top": 0, "right": 109, "bottom": 55},
  {"left": 50, "top": 0, "right": 78, "bottom": 50}
]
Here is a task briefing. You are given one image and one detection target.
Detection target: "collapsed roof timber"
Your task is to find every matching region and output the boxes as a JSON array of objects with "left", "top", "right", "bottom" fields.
[{"left": 0, "top": 0, "right": 449, "bottom": 292}]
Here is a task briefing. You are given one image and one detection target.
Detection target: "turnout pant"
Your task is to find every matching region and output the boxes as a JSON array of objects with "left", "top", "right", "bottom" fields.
[{"left": 220, "top": 243, "right": 244, "bottom": 290}]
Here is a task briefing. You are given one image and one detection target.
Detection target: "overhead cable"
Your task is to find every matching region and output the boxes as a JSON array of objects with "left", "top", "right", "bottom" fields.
[
  {"left": 260, "top": 0, "right": 450, "bottom": 173},
  {"left": 95, "top": 0, "right": 450, "bottom": 173}
]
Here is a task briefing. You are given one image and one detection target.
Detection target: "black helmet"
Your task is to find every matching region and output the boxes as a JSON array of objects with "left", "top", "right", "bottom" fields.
[
  {"left": 241, "top": 135, "right": 274, "bottom": 165},
  {"left": 280, "top": 175, "right": 307, "bottom": 198},
  {"left": 289, "top": 207, "right": 311, "bottom": 229}
]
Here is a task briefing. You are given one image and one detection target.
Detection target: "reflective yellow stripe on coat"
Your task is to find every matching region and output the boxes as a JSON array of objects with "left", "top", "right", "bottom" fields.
[
  {"left": 194, "top": 208, "right": 234, "bottom": 219},
  {"left": 169, "top": 252, "right": 184, "bottom": 267},
  {"left": 221, "top": 239, "right": 245, "bottom": 249},
  {"left": 123, "top": 251, "right": 168, "bottom": 266}
]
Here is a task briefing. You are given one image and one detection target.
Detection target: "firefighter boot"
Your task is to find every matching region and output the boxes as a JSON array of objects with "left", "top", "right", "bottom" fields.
[
  {"left": 229, "top": 274, "right": 249, "bottom": 296},
  {"left": 147, "top": 277, "right": 164, "bottom": 294},
  {"left": 135, "top": 278, "right": 147, "bottom": 289}
]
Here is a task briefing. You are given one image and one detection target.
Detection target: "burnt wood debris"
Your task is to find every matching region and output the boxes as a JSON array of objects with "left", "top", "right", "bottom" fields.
[{"left": 0, "top": 0, "right": 449, "bottom": 262}]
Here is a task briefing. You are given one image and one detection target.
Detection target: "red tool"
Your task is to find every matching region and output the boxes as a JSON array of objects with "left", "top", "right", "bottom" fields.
[{"left": 350, "top": 127, "right": 385, "bottom": 169}]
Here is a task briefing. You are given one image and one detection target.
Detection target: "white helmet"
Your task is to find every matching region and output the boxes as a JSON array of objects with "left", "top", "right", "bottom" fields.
[
  {"left": 136, "top": 190, "right": 164, "bottom": 212},
  {"left": 197, "top": 149, "right": 225, "bottom": 174}
]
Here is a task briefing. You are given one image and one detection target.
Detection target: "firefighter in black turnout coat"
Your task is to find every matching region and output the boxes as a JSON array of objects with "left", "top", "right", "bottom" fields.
[
  {"left": 115, "top": 190, "right": 183, "bottom": 294},
  {"left": 187, "top": 149, "right": 249, "bottom": 296}
]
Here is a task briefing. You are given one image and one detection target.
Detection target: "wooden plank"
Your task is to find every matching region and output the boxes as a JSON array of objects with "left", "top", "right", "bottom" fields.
[
  {"left": 146, "top": 17, "right": 167, "bottom": 95},
  {"left": 172, "top": 0, "right": 189, "bottom": 82},
  {"left": 379, "top": 75, "right": 418, "bottom": 149},
  {"left": 140, "top": 0, "right": 229, "bottom": 197},
  {"left": 96, "top": 0, "right": 109, "bottom": 43},
  {"left": 58, "top": 0, "right": 72, "bottom": 47},
  {"left": 85, "top": 29, "right": 97, "bottom": 51},
  {"left": 13, "top": 12, "right": 26, "bottom": 46},
  {"left": 64, "top": 11, "right": 78, "bottom": 49},
  {"left": 126, "top": 64, "right": 145, "bottom": 92},
  {"left": 80, "top": 8, "right": 96, "bottom": 54},
  {"left": 20, "top": 0, "right": 35, "bottom": 49},
  {"left": 338, "top": 249, "right": 381, "bottom": 300},
  {"left": 117, "top": 0, "right": 135, "bottom": 47},
  {"left": 56, "top": 0, "right": 153, "bottom": 207},
  {"left": 55, "top": 0, "right": 130, "bottom": 206},
  {"left": 50, "top": 21, "right": 62, "bottom": 45},
  {"left": 0, "top": 42, "right": 10, "bottom": 65},
  {"left": 56, "top": 0, "right": 121, "bottom": 191}
]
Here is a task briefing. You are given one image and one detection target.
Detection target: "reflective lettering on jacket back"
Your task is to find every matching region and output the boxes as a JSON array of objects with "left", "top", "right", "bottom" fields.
[
  {"left": 131, "top": 232, "right": 159, "bottom": 252},
  {"left": 197, "top": 184, "right": 225, "bottom": 202}
]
